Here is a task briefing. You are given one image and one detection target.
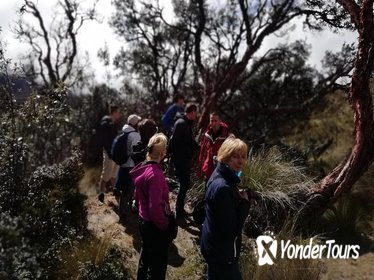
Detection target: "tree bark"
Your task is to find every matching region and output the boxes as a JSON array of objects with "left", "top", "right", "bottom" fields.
[{"left": 303, "top": 0, "right": 374, "bottom": 213}]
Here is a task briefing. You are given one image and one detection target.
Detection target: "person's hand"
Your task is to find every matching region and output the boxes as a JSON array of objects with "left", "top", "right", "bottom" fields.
[
  {"left": 246, "top": 189, "right": 259, "bottom": 205},
  {"left": 239, "top": 189, "right": 249, "bottom": 201}
]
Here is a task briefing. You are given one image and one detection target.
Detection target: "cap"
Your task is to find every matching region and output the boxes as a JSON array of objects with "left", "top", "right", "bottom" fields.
[{"left": 127, "top": 114, "right": 141, "bottom": 126}]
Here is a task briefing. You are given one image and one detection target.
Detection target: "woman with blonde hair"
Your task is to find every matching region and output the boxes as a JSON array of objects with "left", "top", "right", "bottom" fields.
[
  {"left": 200, "top": 137, "right": 251, "bottom": 280},
  {"left": 130, "top": 133, "right": 172, "bottom": 280}
]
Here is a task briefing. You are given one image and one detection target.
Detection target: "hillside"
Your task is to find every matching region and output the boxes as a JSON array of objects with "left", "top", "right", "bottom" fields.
[
  {"left": 77, "top": 82, "right": 374, "bottom": 279},
  {"left": 79, "top": 164, "right": 374, "bottom": 280},
  {"left": 79, "top": 167, "right": 205, "bottom": 279}
]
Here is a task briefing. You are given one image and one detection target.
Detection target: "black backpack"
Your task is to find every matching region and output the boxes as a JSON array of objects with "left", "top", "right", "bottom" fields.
[{"left": 111, "top": 131, "right": 135, "bottom": 165}]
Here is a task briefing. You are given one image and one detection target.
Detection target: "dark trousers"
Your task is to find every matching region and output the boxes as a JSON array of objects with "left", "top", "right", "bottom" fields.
[
  {"left": 173, "top": 159, "right": 191, "bottom": 215},
  {"left": 207, "top": 261, "right": 242, "bottom": 280},
  {"left": 115, "top": 167, "right": 134, "bottom": 217},
  {"left": 137, "top": 219, "right": 169, "bottom": 280}
]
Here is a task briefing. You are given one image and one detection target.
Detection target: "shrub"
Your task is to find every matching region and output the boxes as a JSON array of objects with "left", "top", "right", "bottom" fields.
[
  {"left": 0, "top": 153, "right": 87, "bottom": 279},
  {"left": 79, "top": 247, "right": 131, "bottom": 280},
  {"left": 0, "top": 212, "right": 43, "bottom": 279},
  {"left": 58, "top": 233, "right": 131, "bottom": 280},
  {"left": 0, "top": 56, "right": 87, "bottom": 278}
]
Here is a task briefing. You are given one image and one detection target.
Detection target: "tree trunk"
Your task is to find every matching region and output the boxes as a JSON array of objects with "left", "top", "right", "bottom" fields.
[
  {"left": 243, "top": 1, "right": 374, "bottom": 236},
  {"left": 304, "top": 1, "right": 374, "bottom": 211}
]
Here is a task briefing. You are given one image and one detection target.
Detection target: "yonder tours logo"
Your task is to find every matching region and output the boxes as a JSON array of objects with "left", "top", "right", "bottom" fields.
[{"left": 255, "top": 235, "right": 360, "bottom": 266}]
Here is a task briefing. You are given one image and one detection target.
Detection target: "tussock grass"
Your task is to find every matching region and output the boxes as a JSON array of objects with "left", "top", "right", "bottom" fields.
[
  {"left": 58, "top": 229, "right": 127, "bottom": 279},
  {"left": 241, "top": 147, "right": 317, "bottom": 235},
  {"left": 58, "top": 235, "right": 111, "bottom": 277},
  {"left": 188, "top": 147, "right": 315, "bottom": 204},
  {"left": 241, "top": 146, "right": 315, "bottom": 193}
]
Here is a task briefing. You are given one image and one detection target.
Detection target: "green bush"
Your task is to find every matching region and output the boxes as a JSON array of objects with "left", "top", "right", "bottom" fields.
[
  {"left": 0, "top": 212, "right": 43, "bottom": 279},
  {"left": 0, "top": 60, "right": 87, "bottom": 278},
  {"left": 0, "top": 153, "right": 87, "bottom": 279},
  {"left": 79, "top": 247, "right": 131, "bottom": 280},
  {"left": 0, "top": 52, "right": 132, "bottom": 278}
]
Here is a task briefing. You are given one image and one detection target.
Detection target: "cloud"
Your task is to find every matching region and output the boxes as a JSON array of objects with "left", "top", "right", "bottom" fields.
[{"left": 259, "top": 17, "right": 356, "bottom": 69}]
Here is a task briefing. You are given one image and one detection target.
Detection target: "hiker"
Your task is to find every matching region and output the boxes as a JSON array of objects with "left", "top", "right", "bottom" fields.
[
  {"left": 130, "top": 133, "right": 171, "bottom": 280},
  {"left": 132, "top": 118, "right": 159, "bottom": 165},
  {"left": 97, "top": 105, "right": 121, "bottom": 205},
  {"left": 198, "top": 112, "right": 231, "bottom": 183},
  {"left": 114, "top": 114, "right": 141, "bottom": 218},
  {"left": 201, "top": 138, "right": 251, "bottom": 280},
  {"left": 168, "top": 103, "right": 199, "bottom": 219},
  {"left": 161, "top": 94, "right": 185, "bottom": 137}
]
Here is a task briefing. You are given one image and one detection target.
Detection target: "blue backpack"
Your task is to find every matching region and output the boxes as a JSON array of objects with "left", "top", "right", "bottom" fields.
[{"left": 111, "top": 131, "right": 135, "bottom": 165}]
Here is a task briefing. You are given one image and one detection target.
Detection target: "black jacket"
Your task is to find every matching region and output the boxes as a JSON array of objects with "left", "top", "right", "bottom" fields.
[
  {"left": 200, "top": 162, "right": 250, "bottom": 265},
  {"left": 168, "top": 113, "right": 199, "bottom": 164}
]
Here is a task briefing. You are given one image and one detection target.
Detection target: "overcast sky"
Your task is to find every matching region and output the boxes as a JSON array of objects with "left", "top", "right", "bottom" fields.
[{"left": 0, "top": 0, "right": 357, "bottom": 89}]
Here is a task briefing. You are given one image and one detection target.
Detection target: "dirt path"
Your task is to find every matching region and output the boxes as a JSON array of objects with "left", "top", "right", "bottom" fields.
[
  {"left": 80, "top": 167, "right": 205, "bottom": 279},
  {"left": 79, "top": 167, "right": 374, "bottom": 280}
]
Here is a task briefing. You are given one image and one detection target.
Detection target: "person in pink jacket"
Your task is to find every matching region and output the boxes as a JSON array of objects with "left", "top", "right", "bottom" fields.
[{"left": 130, "top": 133, "right": 171, "bottom": 280}]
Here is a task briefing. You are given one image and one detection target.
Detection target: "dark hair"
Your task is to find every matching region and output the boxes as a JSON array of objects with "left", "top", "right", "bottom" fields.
[
  {"left": 138, "top": 119, "right": 158, "bottom": 146},
  {"left": 210, "top": 112, "right": 220, "bottom": 117},
  {"left": 186, "top": 103, "right": 197, "bottom": 114},
  {"left": 109, "top": 105, "right": 119, "bottom": 114},
  {"left": 174, "top": 94, "right": 185, "bottom": 103}
]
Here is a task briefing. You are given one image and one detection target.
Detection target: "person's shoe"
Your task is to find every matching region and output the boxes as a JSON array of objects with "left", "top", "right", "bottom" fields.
[
  {"left": 113, "top": 188, "right": 121, "bottom": 198},
  {"left": 98, "top": 193, "right": 104, "bottom": 206}
]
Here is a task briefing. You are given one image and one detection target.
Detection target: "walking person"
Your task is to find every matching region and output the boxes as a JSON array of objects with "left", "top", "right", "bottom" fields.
[
  {"left": 130, "top": 133, "right": 171, "bottom": 280},
  {"left": 201, "top": 138, "right": 251, "bottom": 280},
  {"left": 198, "top": 112, "right": 231, "bottom": 183},
  {"left": 97, "top": 105, "right": 121, "bottom": 205},
  {"left": 132, "top": 119, "right": 159, "bottom": 165},
  {"left": 168, "top": 103, "right": 199, "bottom": 219},
  {"left": 114, "top": 114, "right": 141, "bottom": 219},
  {"left": 161, "top": 94, "right": 185, "bottom": 137}
]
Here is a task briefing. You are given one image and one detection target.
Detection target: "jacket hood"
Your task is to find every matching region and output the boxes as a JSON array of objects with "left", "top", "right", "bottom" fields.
[
  {"left": 123, "top": 124, "right": 136, "bottom": 133},
  {"left": 130, "top": 161, "right": 161, "bottom": 181},
  {"left": 175, "top": 111, "right": 186, "bottom": 120},
  {"left": 206, "top": 121, "right": 229, "bottom": 136},
  {"left": 101, "top": 115, "right": 112, "bottom": 124}
]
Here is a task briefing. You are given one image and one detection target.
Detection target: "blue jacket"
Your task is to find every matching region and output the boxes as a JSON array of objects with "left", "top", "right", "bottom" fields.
[
  {"left": 161, "top": 103, "right": 184, "bottom": 136},
  {"left": 201, "top": 162, "right": 250, "bottom": 265}
]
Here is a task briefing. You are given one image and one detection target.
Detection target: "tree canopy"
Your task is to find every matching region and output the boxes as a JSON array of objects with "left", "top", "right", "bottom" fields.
[{"left": 110, "top": 0, "right": 355, "bottom": 131}]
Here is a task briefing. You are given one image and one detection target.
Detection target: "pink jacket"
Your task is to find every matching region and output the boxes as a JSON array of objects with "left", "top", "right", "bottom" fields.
[{"left": 130, "top": 162, "right": 170, "bottom": 231}]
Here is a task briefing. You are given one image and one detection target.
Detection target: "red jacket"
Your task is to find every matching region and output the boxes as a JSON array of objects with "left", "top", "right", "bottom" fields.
[{"left": 198, "top": 122, "right": 230, "bottom": 180}]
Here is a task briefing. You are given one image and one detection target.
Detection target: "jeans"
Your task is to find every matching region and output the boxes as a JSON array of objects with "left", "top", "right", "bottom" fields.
[
  {"left": 207, "top": 261, "right": 242, "bottom": 280},
  {"left": 137, "top": 219, "right": 169, "bottom": 280}
]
